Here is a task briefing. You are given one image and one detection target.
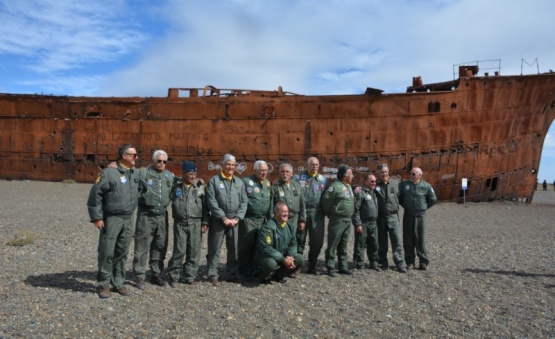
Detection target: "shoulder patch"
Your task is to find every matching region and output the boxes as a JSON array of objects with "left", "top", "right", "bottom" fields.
[
  {"left": 95, "top": 173, "right": 102, "bottom": 184},
  {"left": 265, "top": 235, "right": 272, "bottom": 245}
]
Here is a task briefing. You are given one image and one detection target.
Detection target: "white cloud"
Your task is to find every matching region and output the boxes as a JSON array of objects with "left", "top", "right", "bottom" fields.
[{"left": 0, "top": 0, "right": 147, "bottom": 73}]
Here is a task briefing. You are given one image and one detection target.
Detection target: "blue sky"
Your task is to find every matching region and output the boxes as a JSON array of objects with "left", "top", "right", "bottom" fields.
[{"left": 1, "top": 0, "right": 555, "bottom": 181}]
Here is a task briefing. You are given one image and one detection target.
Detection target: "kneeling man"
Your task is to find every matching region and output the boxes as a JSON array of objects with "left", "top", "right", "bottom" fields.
[{"left": 255, "top": 202, "right": 303, "bottom": 284}]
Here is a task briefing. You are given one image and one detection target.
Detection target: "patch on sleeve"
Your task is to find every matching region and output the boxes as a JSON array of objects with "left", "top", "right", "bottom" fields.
[
  {"left": 95, "top": 173, "right": 102, "bottom": 184},
  {"left": 265, "top": 235, "right": 272, "bottom": 245}
]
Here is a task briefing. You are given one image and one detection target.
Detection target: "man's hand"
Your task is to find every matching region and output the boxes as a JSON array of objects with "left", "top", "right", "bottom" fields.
[
  {"left": 355, "top": 225, "right": 363, "bottom": 234},
  {"left": 107, "top": 161, "right": 117, "bottom": 169},
  {"left": 93, "top": 220, "right": 105, "bottom": 231},
  {"left": 201, "top": 225, "right": 208, "bottom": 233},
  {"left": 298, "top": 222, "right": 306, "bottom": 231},
  {"left": 283, "top": 256, "right": 296, "bottom": 270},
  {"left": 354, "top": 186, "right": 362, "bottom": 194},
  {"left": 223, "top": 218, "right": 239, "bottom": 227}
]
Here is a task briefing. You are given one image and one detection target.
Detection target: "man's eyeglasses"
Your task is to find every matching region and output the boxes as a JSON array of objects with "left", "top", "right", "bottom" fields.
[
  {"left": 369, "top": 180, "right": 376, "bottom": 183},
  {"left": 125, "top": 153, "right": 138, "bottom": 158},
  {"left": 157, "top": 160, "right": 167, "bottom": 164}
]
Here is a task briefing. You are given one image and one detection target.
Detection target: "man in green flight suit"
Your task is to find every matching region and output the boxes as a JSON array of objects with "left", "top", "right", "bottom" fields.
[
  {"left": 352, "top": 173, "right": 381, "bottom": 271},
  {"left": 87, "top": 144, "right": 140, "bottom": 298},
  {"left": 206, "top": 154, "right": 249, "bottom": 286},
  {"left": 132, "top": 150, "right": 174, "bottom": 290},
  {"left": 321, "top": 164, "right": 355, "bottom": 277},
  {"left": 166, "top": 161, "right": 209, "bottom": 286},
  {"left": 294, "top": 157, "right": 328, "bottom": 275},
  {"left": 375, "top": 163, "right": 407, "bottom": 273},
  {"left": 399, "top": 167, "right": 437, "bottom": 270},
  {"left": 269, "top": 163, "right": 306, "bottom": 236},
  {"left": 238, "top": 160, "right": 272, "bottom": 279},
  {"left": 255, "top": 202, "right": 303, "bottom": 284}
]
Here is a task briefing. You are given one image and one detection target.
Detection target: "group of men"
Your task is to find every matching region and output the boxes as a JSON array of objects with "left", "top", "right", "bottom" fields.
[{"left": 87, "top": 144, "right": 437, "bottom": 298}]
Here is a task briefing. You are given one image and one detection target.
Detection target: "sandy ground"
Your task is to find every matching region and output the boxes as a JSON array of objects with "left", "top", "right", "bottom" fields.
[{"left": 1, "top": 180, "right": 554, "bottom": 337}]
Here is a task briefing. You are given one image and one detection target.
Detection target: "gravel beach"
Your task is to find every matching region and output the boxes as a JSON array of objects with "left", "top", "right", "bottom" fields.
[{"left": 1, "top": 180, "right": 554, "bottom": 338}]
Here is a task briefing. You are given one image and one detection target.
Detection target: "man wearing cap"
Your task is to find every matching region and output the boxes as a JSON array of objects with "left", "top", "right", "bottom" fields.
[
  {"left": 132, "top": 150, "right": 175, "bottom": 289},
  {"left": 255, "top": 202, "right": 303, "bottom": 284},
  {"left": 399, "top": 167, "right": 437, "bottom": 270},
  {"left": 294, "top": 157, "right": 328, "bottom": 275},
  {"left": 166, "top": 161, "right": 210, "bottom": 286},
  {"left": 375, "top": 163, "right": 407, "bottom": 273},
  {"left": 321, "top": 164, "right": 356, "bottom": 277},
  {"left": 238, "top": 160, "right": 272, "bottom": 279},
  {"left": 206, "top": 154, "right": 248, "bottom": 286},
  {"left": 87, "top": 144, "right": 140, "bottom": 298},
  {"left": 352, "top": 173, "right": 380, "bottom": 271}
]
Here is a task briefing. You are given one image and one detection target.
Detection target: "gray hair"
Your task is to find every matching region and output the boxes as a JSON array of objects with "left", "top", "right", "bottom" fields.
[
  {"left": 253, "top": 160, "right": 267, "bottom": 170},
  {"left": 307, "top": 157, "right": 319, "bottom": 165},
  {"left": 222, "top": 154, "right": 236, "bottom": 165},
  {"left": 280, "top": 163, "right": 293, "bottom": 171},
  {"left": 152, "top": 150, "right": 168, "bottom": 161},
  {"left": 274, "top": 201, "right": 288, "bottom": 214},
  {"left": 376, "top": 163, "right": 389, "bottom": 171}
]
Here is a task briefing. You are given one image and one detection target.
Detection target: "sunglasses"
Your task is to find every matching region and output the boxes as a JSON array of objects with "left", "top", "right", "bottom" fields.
[
  {"left": 410, "top": 172, "right": 417, "bottom": 175},
  {"left": 157, "top": 159, "right": 167, "bottom": 164},
  {"left": 125, "top": 153, "right": 138, "bottom": 158}
]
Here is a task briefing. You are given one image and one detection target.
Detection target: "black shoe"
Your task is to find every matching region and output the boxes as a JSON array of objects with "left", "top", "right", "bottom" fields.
[
  {"left": 379, "top": 265, "right": 389, "bottom": 271},
  {"left": 369, "top": 266, "right": 381, "bottom": 272},
  {"left": 338, "top": 269, "right": 353, "bottom": 275},
  {"left": 327, "top": 270, "right": 338, "bottom": 277},
  {"left": 398, "top": 266, "right": 408, "bottom": 273},
  {"left": 259, "top": 278, "right": 272, "bottom": 285},
  {"left": 271, "top": 275, "right": 288, "bottom": 284},
  {"left": 151, "top": 276, "right": 168, "bottom": 287},
  {"left": 354, "top": 265, "right": 364, "bottom": 270},
  {"left": 419, "top": 263, "right": 428, "bottom": 271},
  {"left": 226, "top": 276, "right": 241, "bottom": 283},
  {"left": 169, "top": 280, "right": 179, "bottom": 288},
  {"left": 307, "top": 267, "right": 320, "bottom": 275}
]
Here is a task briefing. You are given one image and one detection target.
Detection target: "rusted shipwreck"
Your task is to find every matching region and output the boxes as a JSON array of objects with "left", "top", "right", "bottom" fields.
[{"left": 1, "top": 63, "right": 554, "bottom": 203}]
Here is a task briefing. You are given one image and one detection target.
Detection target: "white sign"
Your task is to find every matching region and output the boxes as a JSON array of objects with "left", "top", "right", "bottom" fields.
[{"left": 462, "top": 178, "right": 468, "bottom": 190}]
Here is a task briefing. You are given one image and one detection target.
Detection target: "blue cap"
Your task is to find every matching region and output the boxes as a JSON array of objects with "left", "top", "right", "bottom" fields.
[{"left": 182, "top": 161, "right": 197, "bottom": 172}]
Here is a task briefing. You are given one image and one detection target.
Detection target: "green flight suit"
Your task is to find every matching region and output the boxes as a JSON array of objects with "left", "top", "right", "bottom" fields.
[
  {"left": 399, "top": 179, "right": 437, "bottom": 266},
  {"left": 352, "top": 187, "right": 379, "bottom": 269},
  {"left": 269, "top": 180, "right": 306, "bottom": 230},
  {"left": 375, "top": 179, "right": 406, "bottom": 270},
  {"left": 167, "top": 179, "right": 210, "bottom": 283},
  {"left": 87, "top": 162, "right": 139, "bottom": 289},
  {"left": 254, "top": 218, "right": 304, "bottom": 280},
  {"left": 294, "top": 171, "right": 328, "bottom": 270},
  {"left": 206, "top": 173, "right": 248, "bottom": 280},
  {"left": 239, "top": 174, "right": 271, "bottom": 276},
  {"left": 321, "top": 180, "right": 355, "bottom": 272},
  {"left": 132, "top": 166, "right": 174, "bottom": 280}
]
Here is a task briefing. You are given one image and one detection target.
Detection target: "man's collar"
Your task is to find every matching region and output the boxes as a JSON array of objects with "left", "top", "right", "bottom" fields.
[{"left": 220, "top": 171, "right": 233, "bottom": 180}]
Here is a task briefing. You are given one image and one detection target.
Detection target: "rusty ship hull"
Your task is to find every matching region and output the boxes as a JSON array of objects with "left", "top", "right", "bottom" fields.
[{"left": 1, "top": 68, "right": 555, "bottom": 203}]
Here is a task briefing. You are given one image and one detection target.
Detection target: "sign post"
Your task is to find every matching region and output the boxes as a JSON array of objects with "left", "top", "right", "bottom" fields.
[{"left": 462, "top": 178, "right": 468, "bottom": 206}]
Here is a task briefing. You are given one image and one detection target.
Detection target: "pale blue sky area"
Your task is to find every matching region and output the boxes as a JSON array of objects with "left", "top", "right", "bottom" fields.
[{"left": 1, "top": 0, "right": 554, "bottom": 179}]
